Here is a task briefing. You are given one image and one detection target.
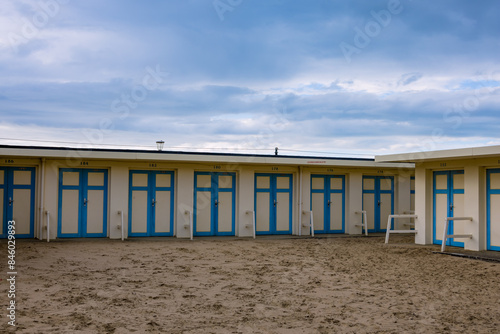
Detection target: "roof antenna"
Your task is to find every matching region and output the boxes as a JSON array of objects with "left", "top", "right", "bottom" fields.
[{"left": 275, "top": 147, "right": 278, "bottom": 156}]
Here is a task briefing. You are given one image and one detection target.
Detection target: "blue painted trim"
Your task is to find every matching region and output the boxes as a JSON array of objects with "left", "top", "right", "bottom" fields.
[
  {"left": 310, "top": 175, "right": 345, "bottom": 234},
  {"left": 254, "top": 173, "right": 293, "bottom": 235},
  {"left": 0, "top": 168, "right": 6, "bottom": 238},
  {"left": 128, "top": 170, "right": 175, "bottom": 237},
  {"left": 85, "top": 170, "right": 108, "bottom": 238},
  {"left": 487, "top": 169, "right": 500, "bottom": 251},
  {"left": 0, "top": 167, "right": 36, "bottom": 239},
  {"left": 194, "top": 172, "right": 236, "bottom": 236},
  {"left": 362, "top": 176, "right": 394, "bottom": 233},
  {"left": 432, "top": 170, "right": 465, "bottom": 247},
  {"left": 58, "top": 168, "right": 108, "bottom": 238}
]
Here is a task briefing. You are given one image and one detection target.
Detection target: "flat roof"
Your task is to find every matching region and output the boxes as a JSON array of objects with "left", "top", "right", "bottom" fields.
[
  {"left": 0, "top": 145, "right": 413, "bottom": 168},
  {"left": 375, "top": 145, "right": 500, "bottom": 163}
]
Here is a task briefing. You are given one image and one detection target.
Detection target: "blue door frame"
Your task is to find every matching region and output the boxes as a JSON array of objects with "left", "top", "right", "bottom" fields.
[
  {"left": 310, "top": 175, "right": 345, "bottom": 234},
  {"left": 411, "top": 176, "right": 415, "bottom": 197},
  {"left": 362, "top": 176, "right": 394, "bottom": 232},
  {"left": 194, "top": 172, "right": 235, "bottom": 236},
  {"left": 487, "top": 169, "right": 500, "bottom": 251},
  {"left": 0, "top": 167, "right": 36, "bottom": 239},
  {"left": 433, "top": 170, "right": 464, "bottom": 247},
  {"left": 128, "top": 170, "right": 175, "bottom": 237},
  {"left": 58, "top": 168, "right": 108, "bottom": 238},
  {"left": 254, "top": 173, "right": 293, "bottom": 235}
]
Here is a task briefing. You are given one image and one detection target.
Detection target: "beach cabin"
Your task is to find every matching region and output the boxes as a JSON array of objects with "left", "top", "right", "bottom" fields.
[
  {"left": 0, "top": 145, "right": 414, "bottom": 240},
  {"left": 376, "top": 145, "right": 500, "bottom": 251}
]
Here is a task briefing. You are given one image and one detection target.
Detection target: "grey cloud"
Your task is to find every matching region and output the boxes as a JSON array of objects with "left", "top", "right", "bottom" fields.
[{"left": 398, "top": 72, "right": 423, "bottom": 86}]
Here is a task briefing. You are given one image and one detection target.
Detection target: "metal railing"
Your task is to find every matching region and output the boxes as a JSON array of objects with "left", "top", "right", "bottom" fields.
[
  {"left": 384, "top": 214, "right": 418, "bottom": 244},
  {"left": 441, "top": 217, "right": 473, "bottom": 252},
  {"left": 355, "top": 210, "right": 368, "bottom": 236},
  {"left": 302, "top": 211, "right": 314, "bottom": 237}
]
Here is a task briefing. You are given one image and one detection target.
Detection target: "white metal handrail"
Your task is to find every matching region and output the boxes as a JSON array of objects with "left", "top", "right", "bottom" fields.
[
  {"left": 355, "top": 211, "right": 368, "bottom": 236},
  {"left": 441, "top": 217, "right": 473, "bottom": 252},
  {"left": 385, "top": 214, "right": 418, "bottom": 244},
  {"left": 185, "top": 210, "right": 193, "bottom": 240},
  {"left": 117, "top": 210, "right": 125, "bottom": 241},
  {"left": 246, "top": 210, "right": 256, "bottom": 239},
  {"left": 302, "top": 211, "right": 314, "bottom": 237},
  {"left": 45, "top": 211, "right": 50, "bottom": 242}
]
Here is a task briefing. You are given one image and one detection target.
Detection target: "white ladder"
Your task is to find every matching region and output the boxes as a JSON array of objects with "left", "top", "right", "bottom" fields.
[
  {"left": 302, "top": 211, "right": 315, "bottom": 237},
  {"left": 384, "top": 214, "right": 418, "bottom": 244},
  {"left": 355, "top": 211, "right": 368, "bottom": 236},
  {"left": 441, "top": 217, "right": 473, "bottom": 252}
]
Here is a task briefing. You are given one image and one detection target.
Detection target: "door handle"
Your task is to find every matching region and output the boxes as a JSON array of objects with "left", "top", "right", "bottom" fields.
[
  {"left": 83, "top": 198, "right": 88, "bottom": 206},
  {"left": 152, "top": 198, "right": 156, "bottom": 207},
  {"left": 377, "top": 200, "right": 381, "bottom": 207},
  {"left": 274, "top": 199, "right": 278, "bottom": 207},
  {"left": 214, "top": 199, "right": 219, "bottom": 207},
  {"left": 450, "top": 204, "right": 454, "bottom": 211},
  {"left": 9, "top": 197, "right": 13, "bottom": 206},
  {"left": 327, "top": 200, "right": 332, "bottom": 207}
]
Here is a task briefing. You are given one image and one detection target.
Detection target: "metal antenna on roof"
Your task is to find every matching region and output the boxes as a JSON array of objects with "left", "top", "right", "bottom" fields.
[{"left": 275, "top": 147, "right": 278, "bottom": 156}]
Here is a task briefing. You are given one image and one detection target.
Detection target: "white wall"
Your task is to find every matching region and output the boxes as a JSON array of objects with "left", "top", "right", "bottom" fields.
[
  {"left": 347, "top": 171, "right": 363, "bottom": 234},
  {"left": 109, "top": 166, "right": 128, "bottom": 239},
  {"left": 175, "top": 167, "right": 194, "bottom": 238}
]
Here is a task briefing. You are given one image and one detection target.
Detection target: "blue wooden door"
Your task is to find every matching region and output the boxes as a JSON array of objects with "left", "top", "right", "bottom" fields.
[
  {"left": 0, "top": 167, "right": 36, "bottom": 239},
  {"left": 58, "top": 169, "right": 108, "bottom": 238},
  {"left": 194, "top": 172, "right": 235, "bottom": 236},
  {"left": 311, "top": 175, "right": 345, "bottom": 234},
  {"left": 129, "top": 171, "right": 174, "bottom": 237},
  {"left": 433, "top": 170, "right": 464, "bottom": 247},
  {"left": 255, "top": 174, "right": 293, "bottom": 235},
  {"left": 486, "top": 169, "right": 500, "bottom": 251},
  {"left": 362, "top": 176, "right": 394, "bottom": 232}
]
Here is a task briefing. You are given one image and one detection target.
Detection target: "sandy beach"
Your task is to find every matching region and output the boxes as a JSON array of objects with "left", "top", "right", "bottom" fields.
[{"left": 2, "top": 235, "right": 500, "bottom": 333}]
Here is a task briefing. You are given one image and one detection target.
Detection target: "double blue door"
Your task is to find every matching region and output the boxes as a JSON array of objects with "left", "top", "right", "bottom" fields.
[
  {"left": 486, "top": 169, "right": 500, "bottom": 251},
  {"left": 194, "top": 172, "right": 235, "bottom": 236},
  {"left": 255, "top": 174, "right": 293, "bottom": 235},
  {"left": 58, "top": 169, "right": 108, "bottom": 238},
  {"left": 311, "top": 175, "right": 345, "bottom": 233},
  {"left": 362, "top": 176, "right": 394, "bottom": 232},
  {"left": 0, "top": 167, "right": 35, "bottom": 238},
  {"left": 129, "top": 171, "right": 175, "bottom": 237},
  {"left": 433, "top": 170, "right": 464, "bottom": 247}
]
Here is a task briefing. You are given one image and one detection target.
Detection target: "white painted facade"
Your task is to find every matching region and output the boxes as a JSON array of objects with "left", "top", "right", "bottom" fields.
[
  {"left": 0, "top": 145, "right": 414, "bottom": 240},
  {"left": 376, "top": 145, "right": 500, "bottom": 251}
]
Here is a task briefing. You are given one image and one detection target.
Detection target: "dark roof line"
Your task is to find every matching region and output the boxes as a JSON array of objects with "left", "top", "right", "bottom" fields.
[{"left": 0, "top": 144, "right": 375, "bottom": 162}]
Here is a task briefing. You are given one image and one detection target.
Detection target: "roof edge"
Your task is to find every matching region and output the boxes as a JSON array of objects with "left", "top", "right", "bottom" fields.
[{"left": 375, "top": 145, "right": 500, "bottom": 163}]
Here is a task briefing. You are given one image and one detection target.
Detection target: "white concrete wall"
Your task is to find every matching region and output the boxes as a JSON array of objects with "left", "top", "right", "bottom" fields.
[
  {"left": 463, "top": 165, "right": 486, "bottom": 251},
  {"left": 109, "top": 166, "right": 128, "bottom": 239},
  {"left": 44, "top": 160, "right": 60, "bottom": 241},
  {"left": 347, "top": 171, "right": 363, "bottom": 234},
  {"left": 414, "top": 165, "right": 432, "bottom": 245},
  {"left": 176, "top": 167, "right": 194, "bottom": 238},
  {"left": 299, "top": 169, "right": 311, "bottom": 236},
  {"left": 237, "top": 167, "right": 255, "bottom": 237},
  {"left": 396, "top": 174, "right": 412, "bottom": 229}
]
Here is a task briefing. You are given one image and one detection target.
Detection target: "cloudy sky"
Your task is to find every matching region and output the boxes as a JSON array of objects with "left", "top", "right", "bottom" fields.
[{"left": 0, "top": 0, "right": 499, "bottom": 157}]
